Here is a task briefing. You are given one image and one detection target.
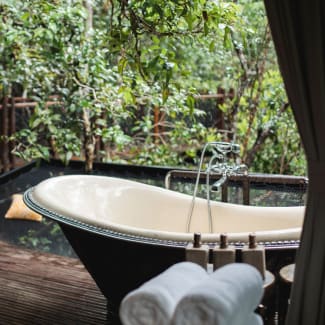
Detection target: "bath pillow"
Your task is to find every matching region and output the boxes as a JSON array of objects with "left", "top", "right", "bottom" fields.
[{"left": 5, "top": 194, "right": 42, "bottom": 222}]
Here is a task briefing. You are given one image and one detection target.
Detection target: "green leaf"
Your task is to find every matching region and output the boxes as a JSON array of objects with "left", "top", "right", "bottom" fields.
[
  {"left": 209, "top": 40, "right": 216, "bottom": 52},
  {"left": 186, "top": 95, "right": 195, "bottom": 111},
  {"left": 30, "top": 118, "right": 42, "bottom": 129},
  {"left": 223, "top": 26, "right": 232, "bottom": 49},
  {"left": 96, "top": 118, "right": 107, "bottom": 127},
  {"left": 184, "top": 14, "right": 194, "bottom": 30},
  {"left": 20, "top": 12, "right": 30, "bottom": 22},
  {"left": 118, "top": 57, "right": 128, "bottom": 75},
  {"left": 204, "top": 22, "right": 209, "bottom": 36},
  {"left": 162, "top": 87, "right": 169, "bottom": 103}
]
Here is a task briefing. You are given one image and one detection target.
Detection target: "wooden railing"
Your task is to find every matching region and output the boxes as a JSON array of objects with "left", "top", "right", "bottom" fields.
[
  {"left": 0, "top": 96, "right": 60, "bottom": 173},
  {"left": 165, "top": 169, "right": 308, "bottom": 205}
]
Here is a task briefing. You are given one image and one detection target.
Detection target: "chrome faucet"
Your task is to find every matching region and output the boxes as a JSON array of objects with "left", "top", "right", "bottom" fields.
[
  {"left": 187, "top": 141, "right": 248, "bottom": 233},
  {"left": 210, "top": 163, "right": 248, "bottom": 191}
]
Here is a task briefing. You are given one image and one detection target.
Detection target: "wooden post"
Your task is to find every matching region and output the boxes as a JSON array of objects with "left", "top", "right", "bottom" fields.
[
  {"left": 228, "top": 88, "right": 236, "bottom": 142},
  {"left": 9, "top": 97, "right": 16, "bottom": 168},
  {"left": 1, "top": 96, "right": 10, "bottom": 172},
  {"left": 95, "top": 135, "right": 101, "bottom": 162},
  {"left": 228, "top": 88, "right": 235, "bottom": 100},
  {"left": 242, "top": 177, "right": 250, "bottom": 205},
  {"left": 221, "top": 183, "right": 228, "bottom": 202},
  {"left": 154, "top": 105, "right": 160, "bottom": 142}
]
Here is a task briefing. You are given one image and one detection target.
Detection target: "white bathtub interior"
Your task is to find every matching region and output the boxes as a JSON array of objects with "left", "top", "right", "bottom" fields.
[{"left": 30, "top": 175, "right": 305, "bottom": 243}]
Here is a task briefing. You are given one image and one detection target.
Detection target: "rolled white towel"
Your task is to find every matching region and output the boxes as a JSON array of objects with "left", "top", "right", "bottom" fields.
[
  {"left": 247, "top": 312, "right": 263, "bottom": 325},
  {"left": 119, "top": 262, "right": 209, "bottom": 325},
  {"left": 171, "top": 263, "right": 264, "bottom": 325}
]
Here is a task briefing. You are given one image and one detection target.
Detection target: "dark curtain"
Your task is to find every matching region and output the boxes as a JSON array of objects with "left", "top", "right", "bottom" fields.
[{"left": 264, "top": 1, "right": 325, "bottom": 324}]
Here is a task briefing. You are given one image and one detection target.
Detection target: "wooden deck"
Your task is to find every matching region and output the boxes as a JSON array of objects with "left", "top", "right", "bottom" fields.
[{"left": 0, "top": 241, "right": 118, "bottom": 324}]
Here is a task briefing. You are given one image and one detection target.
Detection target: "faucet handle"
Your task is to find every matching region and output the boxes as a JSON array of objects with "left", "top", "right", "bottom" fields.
[
  {"left": 231, "top": 143, "right": 240, "bottom": 154},
  {"left": 233, "top": 164, "right": 248, "bottom": 175}
]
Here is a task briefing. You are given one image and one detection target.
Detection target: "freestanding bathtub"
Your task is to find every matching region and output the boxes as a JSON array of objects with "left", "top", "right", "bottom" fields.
[{"left": 24, "top": 175, "right": 304, "bottom": 308}]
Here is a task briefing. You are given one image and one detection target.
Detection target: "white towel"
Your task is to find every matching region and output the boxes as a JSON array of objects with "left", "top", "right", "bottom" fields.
[
  {"left": 247, "top": 312, "right": 263, "bottom": 325},
  {"left": 171, "top": 263, "right": 264, "bottom": 325},
  {"left": 119, "top": 262, "right": 209, "bottom": 325}
]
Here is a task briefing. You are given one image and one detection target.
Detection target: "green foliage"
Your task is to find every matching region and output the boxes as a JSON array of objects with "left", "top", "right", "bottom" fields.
[
  {"left": 1, "top": 0, "right": 306, "bottom": 175},
  {"left": 173, "top": 0, "right": 306, "bottom": 175},
  {"left": 102, "top": 0, "right": 238, "bottom": 86}
]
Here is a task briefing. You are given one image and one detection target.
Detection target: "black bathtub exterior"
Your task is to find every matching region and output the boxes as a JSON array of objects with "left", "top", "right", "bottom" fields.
[{"left": 59, "top": 223, "right": 186, "bottom": 307}]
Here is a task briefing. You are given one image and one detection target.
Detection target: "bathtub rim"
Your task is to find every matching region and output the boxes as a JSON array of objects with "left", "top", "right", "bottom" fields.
[{"left": 24, "top": 188, "right": 300, "bottom": 250}]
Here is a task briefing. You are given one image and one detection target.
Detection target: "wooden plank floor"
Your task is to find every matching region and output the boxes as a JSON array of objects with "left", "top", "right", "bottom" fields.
[{"left": 0, "top": 241, "right": 117, "bottom": 325}]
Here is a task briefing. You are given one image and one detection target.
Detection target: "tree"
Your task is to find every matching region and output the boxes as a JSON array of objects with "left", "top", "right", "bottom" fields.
[
  {"left": 172, "top": 0, "right": 305, "bottom": 174},
  {"left": 1, "top": 0, "right": 306, "bottom": 175}
]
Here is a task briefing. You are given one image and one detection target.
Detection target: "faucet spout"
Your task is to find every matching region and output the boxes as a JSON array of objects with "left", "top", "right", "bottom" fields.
[{"left": 211, "top": 173, "right": 227, "bottom": 192}]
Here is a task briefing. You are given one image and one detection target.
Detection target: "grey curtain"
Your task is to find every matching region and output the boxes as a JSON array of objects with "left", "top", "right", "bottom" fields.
[{"left": 264, "top": 1, "right": 325, "bottom": 324}]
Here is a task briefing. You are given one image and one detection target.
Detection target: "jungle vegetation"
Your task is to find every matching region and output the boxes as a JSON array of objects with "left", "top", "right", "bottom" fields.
[{"left": 0, "top": 0, "right": 306, "bottom": 175}]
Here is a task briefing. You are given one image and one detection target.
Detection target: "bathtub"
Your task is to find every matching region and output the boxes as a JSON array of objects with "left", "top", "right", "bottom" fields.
[{"left": 24, "top": 175, "right": 304, "bottom": 307}]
